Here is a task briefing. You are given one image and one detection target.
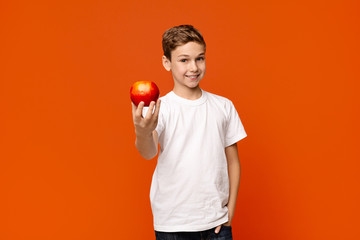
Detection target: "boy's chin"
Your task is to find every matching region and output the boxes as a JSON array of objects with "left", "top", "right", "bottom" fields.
[
  {"left": 187, "top": 79, "right": 202, "bottom": 88},
  {"left": 173, "top": 78, "right": 202, "bottom": 90},
  {"left": 186, "top": 83, "right": 200, "bottom": 89}
]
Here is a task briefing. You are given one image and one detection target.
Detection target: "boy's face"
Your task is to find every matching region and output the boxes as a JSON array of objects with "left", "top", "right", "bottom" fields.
[{"left": 162, "top": 41, "right": 206, "bottom": 91}]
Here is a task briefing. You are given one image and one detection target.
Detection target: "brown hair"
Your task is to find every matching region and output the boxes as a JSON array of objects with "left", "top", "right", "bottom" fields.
[{"left": 162, "top": 25, "right": 206, "bottom": 61}]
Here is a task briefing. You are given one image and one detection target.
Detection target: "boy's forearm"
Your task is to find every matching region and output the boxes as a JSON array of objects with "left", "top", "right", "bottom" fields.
[
  {"left": 131, "top": 100, "right": 161, "bottom": 160},
  {"left": 225, "top": 143, "right": 241, "bottom": 225},
  {"left": 227, "top": 157, "right": 240, "bottom": 223},
  {"left": 135, "top": 131, "right": 157, "bottom": 160}
]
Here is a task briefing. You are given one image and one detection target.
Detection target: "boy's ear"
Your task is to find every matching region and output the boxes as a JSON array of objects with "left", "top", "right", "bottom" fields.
[{"left": 162, "top": 55, "right": 171, "bottom": 71}]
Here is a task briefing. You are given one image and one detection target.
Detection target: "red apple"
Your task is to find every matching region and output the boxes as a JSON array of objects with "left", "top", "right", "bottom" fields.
[{"left": 130, "top": 81, "right": 160, "bottom": 107}]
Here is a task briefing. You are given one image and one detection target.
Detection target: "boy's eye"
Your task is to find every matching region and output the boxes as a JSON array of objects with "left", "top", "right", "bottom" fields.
[
  {"left": 196, "top": 57, "right": 205, "bottom": 61},
  {"left": 180, "top": 59, "right": 187, "bottom": 62}
]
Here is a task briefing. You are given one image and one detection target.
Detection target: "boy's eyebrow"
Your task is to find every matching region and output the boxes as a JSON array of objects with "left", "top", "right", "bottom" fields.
[
  {"left": 177, "top": 53, "right": 205, "bottom": 58},
  {"left": 177, "top": 54, "right": 189, "bottom": 57}
]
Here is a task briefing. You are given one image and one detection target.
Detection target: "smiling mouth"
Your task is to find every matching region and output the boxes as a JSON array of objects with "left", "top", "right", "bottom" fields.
[{"left": 185, "top": 74, "right": 200, "bottom": 80}]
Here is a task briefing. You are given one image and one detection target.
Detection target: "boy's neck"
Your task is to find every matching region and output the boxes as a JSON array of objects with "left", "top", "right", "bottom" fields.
[{"left": 172, "top": 86, "right": 202, "bottom": 100}]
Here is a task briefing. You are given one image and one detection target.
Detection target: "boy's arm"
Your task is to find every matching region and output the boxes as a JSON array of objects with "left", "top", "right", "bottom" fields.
[
  {"left": 131, "top": 99, "right": 161, "bottom": 160},
  {"left": 215, "top": 142, "right": 240, "bottom": 233},
  {"left": 225, "top": 142, "right": 241, "bottom": 225}
]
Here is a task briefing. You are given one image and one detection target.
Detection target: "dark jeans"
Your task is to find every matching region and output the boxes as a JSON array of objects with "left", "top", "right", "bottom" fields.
[{"left": 155, "top": 225, "right": 233, "bottom": 240}]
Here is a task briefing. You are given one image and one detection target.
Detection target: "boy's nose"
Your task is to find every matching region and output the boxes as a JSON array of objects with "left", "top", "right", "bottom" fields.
[{"left": 189, "top": 60, "right": 198, "bottom": 72}]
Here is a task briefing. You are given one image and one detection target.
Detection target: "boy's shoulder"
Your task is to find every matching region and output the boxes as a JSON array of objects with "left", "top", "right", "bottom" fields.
[
  {"left": 158, "top": 91, "right": 172, "bottom": 101},
  {"left": 157, "top": 91, "right": 172, "bottom": 109},
  {"left": 203, "top": 90, "right": 233, "bottom": 104}
]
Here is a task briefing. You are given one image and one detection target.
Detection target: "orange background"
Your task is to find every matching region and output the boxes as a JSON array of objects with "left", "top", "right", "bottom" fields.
[{"left": 1, "top": 0, "right": 359, "bottom": 239}]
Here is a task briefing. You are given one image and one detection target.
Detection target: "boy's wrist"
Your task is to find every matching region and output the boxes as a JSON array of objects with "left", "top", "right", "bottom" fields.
[
  {"left": 135, "top": 129, "right": 153, "bottom": 139},
  {"left": 227, "top": 206, "right": 235, "bottom": 222}
]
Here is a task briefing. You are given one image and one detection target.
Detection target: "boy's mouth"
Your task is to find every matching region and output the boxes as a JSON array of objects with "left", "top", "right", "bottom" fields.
[{"left": 185, "top": 74, "right": 200, "bottom": 80}]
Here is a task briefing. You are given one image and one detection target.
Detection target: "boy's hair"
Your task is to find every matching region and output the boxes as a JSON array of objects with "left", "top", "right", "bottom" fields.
[{"left": 162, "top": 25, "right": 206, "bottom": 61}]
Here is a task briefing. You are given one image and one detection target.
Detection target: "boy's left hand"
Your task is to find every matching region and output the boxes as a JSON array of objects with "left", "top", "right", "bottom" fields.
[
  {"left": 214, "top": 221, "right": 231, "bottom": 234},
  {"left": 214, "top": 208, "right": 233, "bottom": 233}
]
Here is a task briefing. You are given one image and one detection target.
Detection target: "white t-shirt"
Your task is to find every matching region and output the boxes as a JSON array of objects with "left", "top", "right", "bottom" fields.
[{"left": 149, "top": 89, "right": 247, "bottom": 232}]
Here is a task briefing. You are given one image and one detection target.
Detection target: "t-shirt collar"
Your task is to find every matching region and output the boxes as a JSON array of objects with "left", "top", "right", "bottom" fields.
[{"left": 169, "top": 89, "right": 207, "bottom": 106}]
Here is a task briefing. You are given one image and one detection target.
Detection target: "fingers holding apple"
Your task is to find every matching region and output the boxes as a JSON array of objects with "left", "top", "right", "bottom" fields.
[
  {"left": 132, "top": 100, "right": 161, "bottom": 137},
  {"left": 130, "top": 81, "right": 161, "bottom": 136},
  {"left": 153, "top": 98, "right": 161, "bottom": 121},
  {"left": 141, "top": 99, "right": 161, "bottom": 122},
  {"left": 143, "top": 101, "right": 154, "bottom": 119}
]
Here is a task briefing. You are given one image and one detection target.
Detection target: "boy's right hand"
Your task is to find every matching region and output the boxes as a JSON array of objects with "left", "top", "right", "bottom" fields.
[{"left": 131, "top": 99, "right": 161, "bottom": 137}]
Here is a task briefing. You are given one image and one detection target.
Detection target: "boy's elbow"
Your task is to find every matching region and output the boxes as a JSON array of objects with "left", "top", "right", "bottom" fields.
[
  {"left": 142, "top": 151, "right": 157, "bottom": 160},
  {"left": 144, "top": 154, "right": 156, "bottom": 160},
  {"left": 135, "top": 144, "right": 157, "bottom": 160},
  {"left": 134, "top": 139, "right": 158, "bottom": 160}
]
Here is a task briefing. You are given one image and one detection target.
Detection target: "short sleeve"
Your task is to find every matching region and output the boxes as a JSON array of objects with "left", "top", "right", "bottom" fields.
[{"left": 225, "top": 101, "right": 247, "bottom": 147}]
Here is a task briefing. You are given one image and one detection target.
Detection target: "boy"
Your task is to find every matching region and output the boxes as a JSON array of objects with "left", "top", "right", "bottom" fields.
[{"left": 131, "top": 25, "right": 247, "bottom": 240}]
